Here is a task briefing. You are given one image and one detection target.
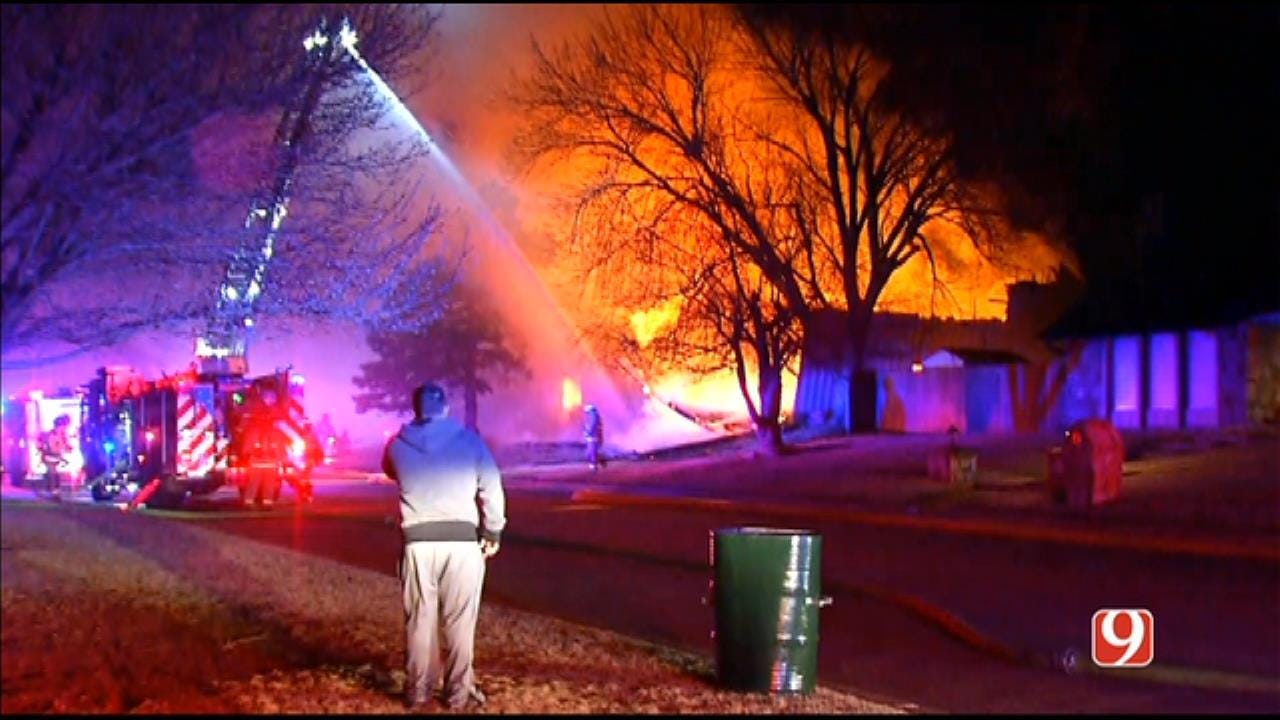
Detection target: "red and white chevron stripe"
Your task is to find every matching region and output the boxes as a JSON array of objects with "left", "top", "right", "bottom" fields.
[
  {"left": 177, "top": 392, "right": 216, "bottom": 477},
  {"left": 276, "top": 398, "right": 310, "bottom": 466},
  {"left": 213, "top": 436, "right": 230, "bottom": 470}
]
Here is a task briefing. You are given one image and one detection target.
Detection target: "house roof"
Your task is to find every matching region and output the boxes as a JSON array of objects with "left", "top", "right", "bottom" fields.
[
  {"left": 1045, "top": 295, "right": 1280, "bottom": 339},
  {"left": 941, "top": 348, "right": 1032, "bottom": 365},
  {"left": 802, "top": 309, "right": 1054, "bottom": 367}
]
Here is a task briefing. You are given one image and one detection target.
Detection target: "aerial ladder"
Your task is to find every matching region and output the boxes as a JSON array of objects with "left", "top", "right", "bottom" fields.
[
  {"left": 81, "top": 19, "right": 358, "bottom": 508},
  {"left": 195, "top": 19, "right": 349, "bottom": 376}
]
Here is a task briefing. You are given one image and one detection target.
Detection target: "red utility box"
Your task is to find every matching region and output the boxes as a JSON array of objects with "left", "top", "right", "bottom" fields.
[{"left": 1049, "top": 419, "right": 1124, "bottom": 509}]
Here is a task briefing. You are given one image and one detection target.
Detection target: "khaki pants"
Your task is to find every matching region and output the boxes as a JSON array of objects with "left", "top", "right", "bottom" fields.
[{"left": 399, "top": 541, "right": 485, "bottom": 704}]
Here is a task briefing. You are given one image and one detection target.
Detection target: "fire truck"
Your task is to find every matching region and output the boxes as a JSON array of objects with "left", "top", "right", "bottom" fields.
[
  {"left": 75, "top": 364, "right": 319, "bottom": 507},
  {"left": 89, "top": 19, "right": 354, "bottom": 508},
  {"left": 3, "top": 19, "right": 357, "bottom": 508}
]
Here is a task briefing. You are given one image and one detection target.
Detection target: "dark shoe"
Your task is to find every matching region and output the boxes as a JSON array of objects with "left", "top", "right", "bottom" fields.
[
  {"left": 405, "top": 676, "right": 442, "bottom": 711},
  {"left": 404, "top": 690, "right": 430, "bottom": 711},
  {"left": 445, "top": 686, "right": 486, "bottom": 710}
]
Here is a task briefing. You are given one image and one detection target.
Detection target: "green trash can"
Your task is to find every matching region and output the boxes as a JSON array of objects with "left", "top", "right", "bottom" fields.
[{"left": 708, "top": 527, "right": 832, "bottom": 694}]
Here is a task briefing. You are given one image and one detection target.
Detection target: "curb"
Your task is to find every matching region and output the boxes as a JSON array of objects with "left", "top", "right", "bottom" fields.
[
  {"left": 567, "top": 489, "right": 1280, "bottom": 563},
  {"left": 0, "top": 496, "right": 307, "bottom": 520}
]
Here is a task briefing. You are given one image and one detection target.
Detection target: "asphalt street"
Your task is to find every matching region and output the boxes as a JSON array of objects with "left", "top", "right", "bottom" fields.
[{"left": 71, "top": 476, "right": 1277, "bottom": 714}]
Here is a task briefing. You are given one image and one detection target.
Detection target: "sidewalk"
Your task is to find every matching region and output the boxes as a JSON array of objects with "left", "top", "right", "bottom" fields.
[{"left": 500, "top": 428, "right": 1280, "bottom": 562}]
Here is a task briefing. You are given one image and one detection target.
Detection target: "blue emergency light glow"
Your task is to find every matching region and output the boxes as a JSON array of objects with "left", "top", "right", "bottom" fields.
[{"left": 104, "top": 441, "right": 116, "bottom": 453}]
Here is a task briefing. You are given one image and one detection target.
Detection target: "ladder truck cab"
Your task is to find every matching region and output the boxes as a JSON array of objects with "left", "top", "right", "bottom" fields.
[{"left": 81, "top": 365, "right": 317, "bottom": 507}]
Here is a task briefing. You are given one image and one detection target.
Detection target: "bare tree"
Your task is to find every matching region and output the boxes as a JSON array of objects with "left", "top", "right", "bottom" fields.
[
  {"left": 667, "top": 241, "right": 803, "bottom": 454},
  {"left": 2, "top": 4, "right": 452, "bottom": 368},
  {"left": 562, "top": 188, "right": 802, "bottom": 454},
  {"left": 513, "top": 5, "right": 1018, "bottom": 434},
  {"left": 737, "top": 12, "right": 1013, "bottom": 432}
]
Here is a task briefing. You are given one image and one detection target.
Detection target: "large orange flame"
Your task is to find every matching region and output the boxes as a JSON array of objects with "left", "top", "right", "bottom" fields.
[{"left": 561, "top": 376, "right": 582, "bottom": 412}]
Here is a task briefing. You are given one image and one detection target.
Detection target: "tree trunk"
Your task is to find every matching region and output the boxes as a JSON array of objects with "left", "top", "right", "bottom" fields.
[
  {"left": 464, "top": 384, "right": 478, "bottom": 433},
  {"left": 1008, "top": 363, "right": 1047, "bottom": 433},
  {"left": 1008, "top": 344, "right": 1084, "bottom": 433},
  {"left": 845, "top": 307, "right": 878, "bottom": 434},
  {"left": 463, "top": 350, "right": 479, "bottom": 432},
  {"left": 754, "top": 420, "right": 785, "bottom": 456},
  {"left": 1008, "top": 340, "right": 1080, "bottom": 430},
  {"left": 754, "top": 361, "right": 787, "bottom": 456}
]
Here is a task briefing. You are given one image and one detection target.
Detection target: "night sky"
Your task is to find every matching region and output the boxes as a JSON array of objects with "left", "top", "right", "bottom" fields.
[{"left": 745, "top": 3, "right": 1280, "bottom": 334}]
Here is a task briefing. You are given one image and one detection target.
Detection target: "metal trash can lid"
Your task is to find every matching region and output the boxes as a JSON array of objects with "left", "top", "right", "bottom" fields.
[{"left": 716, "top": 527, "right": 818, "bottom": 536}]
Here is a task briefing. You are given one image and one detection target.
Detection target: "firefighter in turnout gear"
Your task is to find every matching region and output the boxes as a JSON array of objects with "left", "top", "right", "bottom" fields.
[
  {"left": 40, "top": 415, "right": 74, "bottom": 500},
  {"left": 236, "top": 388, "right": 286, "bottom": 507},
  {"left": 583, "top": 404, "right": 605, "bottom": 471},
  {"left": 287, "top": 421, "right": 322, "bottom": 504}
]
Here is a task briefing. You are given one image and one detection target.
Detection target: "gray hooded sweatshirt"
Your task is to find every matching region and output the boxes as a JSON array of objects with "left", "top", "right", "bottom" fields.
[{"left": 381, "top": 416, "right": 506, "bottom": 545}]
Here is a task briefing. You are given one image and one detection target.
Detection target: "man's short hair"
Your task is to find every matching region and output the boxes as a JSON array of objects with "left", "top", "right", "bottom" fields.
[
  {"left": 413, "top": 383, "right": 448, "bottom": 419},
  {"left": 53, "top": 415, "right": 71, "bottom": 427}
]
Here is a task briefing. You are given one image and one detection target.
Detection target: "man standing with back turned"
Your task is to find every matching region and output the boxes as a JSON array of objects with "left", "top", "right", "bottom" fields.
[{"left": 382, "top": 383, "right": 506, "bottom": 711}]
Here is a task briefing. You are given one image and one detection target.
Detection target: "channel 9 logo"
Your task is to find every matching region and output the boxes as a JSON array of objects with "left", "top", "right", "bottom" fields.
[{"left": 1092, "top": 609, "right": 1154, "bottom": 667}]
